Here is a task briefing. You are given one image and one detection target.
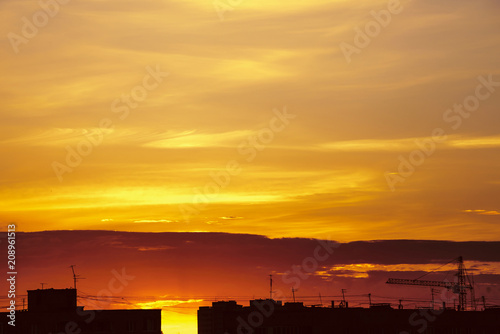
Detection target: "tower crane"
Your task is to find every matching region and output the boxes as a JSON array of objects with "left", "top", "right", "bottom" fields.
[{"left": 386, "top": 256, "right": 475, "bottom": 311}]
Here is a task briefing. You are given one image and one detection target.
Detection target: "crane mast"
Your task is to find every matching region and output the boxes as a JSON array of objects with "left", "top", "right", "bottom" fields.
[{"left": 457, "top": 256, "right": 468, "bottom": 311}]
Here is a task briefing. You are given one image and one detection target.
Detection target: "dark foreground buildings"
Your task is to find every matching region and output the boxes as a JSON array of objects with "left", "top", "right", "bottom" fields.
[
  {"left": 198, "top": 299, "right": 500, "bottom": 334},
  {"left": 0, "top": 288, "right": 161, "bottom": 334}
]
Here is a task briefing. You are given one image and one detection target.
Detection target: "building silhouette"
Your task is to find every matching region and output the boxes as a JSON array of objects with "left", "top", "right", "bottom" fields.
[
  {"left": 198, "top": 299, "right": 500, "bottom": 334},
  {"left": 0, "top": 288, "right": 161, "bottom": 334}
]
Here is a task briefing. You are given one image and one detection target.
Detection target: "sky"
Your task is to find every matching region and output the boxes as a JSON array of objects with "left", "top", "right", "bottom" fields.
[
  {"left": 1, "top": 0, "right": 500, "bottom": 332},
  {"left": 0, "top": 0, "right": 499, "bottom": 240}
]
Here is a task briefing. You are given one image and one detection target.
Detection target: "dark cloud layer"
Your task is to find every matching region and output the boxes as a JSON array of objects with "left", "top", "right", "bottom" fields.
[{"left": 11, "top": 231, "right": 500, "bottom": 300}]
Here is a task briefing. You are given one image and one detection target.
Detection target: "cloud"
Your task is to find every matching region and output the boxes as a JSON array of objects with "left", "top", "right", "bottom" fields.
[
  {"left": 315, "top": 261, "right": 500, "bottom": 279},
  {"left": 17, "top": 231, "right": 500, "bottom": 274},
  {"left": 463, "top": 210, "right": 500, "bottom": 216},
  {"left": 143, "top": 130, "right": 254, "bottom": 148},
  {"left": 134, "top": 219, "right": 174, "bottom": 223},
  {"left": 136, "top": 246, "right": 176, "bottom": 251}
]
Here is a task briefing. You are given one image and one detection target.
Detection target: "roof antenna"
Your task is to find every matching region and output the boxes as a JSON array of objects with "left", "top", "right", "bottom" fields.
[
  {"left": 40, "top": 283, "right": 48, "bottom": 290},
  {"left": 340, "top": 289, "right": 347, "bottom": 308},
  {"left": 70, "top": 265, "right": 85, "bottom": 305},
  {"left": 69, "top": 265, "right": 85, "bottom": 290}
]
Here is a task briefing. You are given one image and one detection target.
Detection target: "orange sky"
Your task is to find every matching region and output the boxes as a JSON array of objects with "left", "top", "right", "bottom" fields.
[
  {"left": 1, "top": 0, "right": 500, "bottom": 333},
  {"left": 1, "top": 0, "right": 500, "bottom": 240}
]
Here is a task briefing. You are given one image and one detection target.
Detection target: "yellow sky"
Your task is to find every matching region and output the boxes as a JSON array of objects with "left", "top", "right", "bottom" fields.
[{"left": 1, "top": 0, "right": 500, "bottom": 241}]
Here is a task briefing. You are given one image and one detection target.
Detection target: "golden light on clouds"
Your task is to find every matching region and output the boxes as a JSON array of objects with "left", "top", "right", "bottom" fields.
[
  {"left": 463, "top": 210, "right": 500, "bottom": 216},
  {"left": 134, "top": 299, "right": 204, "bottom": 310},
  {"left": 316, "top": 261, "right": 500, "bottom": 279}
]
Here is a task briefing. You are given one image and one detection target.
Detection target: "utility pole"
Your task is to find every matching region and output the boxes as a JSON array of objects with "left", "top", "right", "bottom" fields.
[
  {"left": 269, "top": 274, "right": 273, "bottom": 300},
  {"left": 470, "top": 272, "right": 476, "bottom": 311},
  {"left": 368, "top": 293, "right": 372, "bottom": 307},
  {"left": 431, "top": 288, "right": 437, "bottom": 310}
]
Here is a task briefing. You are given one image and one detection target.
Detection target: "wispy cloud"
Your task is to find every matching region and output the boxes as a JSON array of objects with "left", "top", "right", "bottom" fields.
[
  {"left": 144, "top": 130, "right": 254, "bottom": 148},
  {"left": 134, "top": 219, "right": 174, "bottom": 223},
  {"left": 463, "top": 209, "right": 500, "bottom": 216}
]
